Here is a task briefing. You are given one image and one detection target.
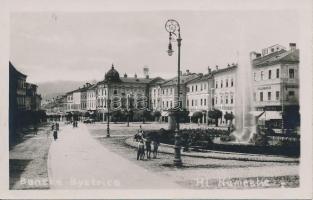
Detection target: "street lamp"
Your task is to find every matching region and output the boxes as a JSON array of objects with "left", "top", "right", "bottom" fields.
[{"left": 165, "top": 19, "right": 182, "bottom": 166}]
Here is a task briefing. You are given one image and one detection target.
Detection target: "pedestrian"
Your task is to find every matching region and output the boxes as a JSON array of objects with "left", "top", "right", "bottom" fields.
[
  {"left": 53, "top": 130, "right": 58, "bottom": 141},
  {"left": 152, "top": 139, "right": 159, "bottom": 159},
  {"left": 145, "top": 137, "right": 152, "bottom": 159},
  {"left": 51, "top": 123, "right": 55, "bottom": 131},
  {"left": 137, "top": 139, "right": 145, "bottom": 160},
  {"left": 56, "top": 123, "right": 59, "bottom": 131}
]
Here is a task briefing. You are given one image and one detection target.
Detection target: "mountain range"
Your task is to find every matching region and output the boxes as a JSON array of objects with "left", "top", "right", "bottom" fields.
[{"left": 37, "top": 80, "right": 96, "bottom": 101}]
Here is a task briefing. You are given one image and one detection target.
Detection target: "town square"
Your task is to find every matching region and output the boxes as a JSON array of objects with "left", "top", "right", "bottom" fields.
[{"left": 7, "top": 6, "right": 304, "bottom": 194}]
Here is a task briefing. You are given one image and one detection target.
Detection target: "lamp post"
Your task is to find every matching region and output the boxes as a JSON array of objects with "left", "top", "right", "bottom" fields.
[
  {"left": 107, "top": 81, "right": 110, "bottom": 137},
  {"left": 165, "top": 19, "right": 182, "bottom": 166}
]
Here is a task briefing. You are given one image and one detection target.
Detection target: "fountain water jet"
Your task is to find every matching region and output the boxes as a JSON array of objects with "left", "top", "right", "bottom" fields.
[{"left": 230, "top": 28, "right": 257, "bottom": 143}]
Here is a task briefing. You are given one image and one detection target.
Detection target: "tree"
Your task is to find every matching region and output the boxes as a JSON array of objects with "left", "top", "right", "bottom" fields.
[
  {"left": 111, "top": 110, "right": 123, "bottom": 123},
  {"left": 152, "top": 111, "right": 161, "bottom": 121},
  {"left": 191, "top": 111, "right": 203, "bottom": 123},
  {"left": 208, "top": 109, "right": 223, "bottom": 127}
]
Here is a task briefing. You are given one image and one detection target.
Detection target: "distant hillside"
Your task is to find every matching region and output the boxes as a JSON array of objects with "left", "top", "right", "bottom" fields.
[{"left": 37, "top": 80, "right": 92, "bottom": 101}]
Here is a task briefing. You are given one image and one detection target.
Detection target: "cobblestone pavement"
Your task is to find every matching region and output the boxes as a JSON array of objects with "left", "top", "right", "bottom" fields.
[
  {"left": 47, "top": 122, "right": 181, "bottom": 189},
  {"left": 87, "top": 122, "right": 299, "bottom": 189}
]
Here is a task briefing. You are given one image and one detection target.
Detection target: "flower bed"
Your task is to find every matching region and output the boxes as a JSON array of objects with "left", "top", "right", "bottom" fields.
[{"left": 142, "top": 128, "right": 300, "bottom": 157}]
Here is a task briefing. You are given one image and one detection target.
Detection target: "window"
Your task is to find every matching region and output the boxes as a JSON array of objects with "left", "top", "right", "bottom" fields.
[
  {"left": 231, "top": 78, "right": 234, "bottom": 87},
  {"left": 268, "top": 92, "right": 271, "bottom": 101},
  {"left": 191, "top": 100, "right": 194, "bottom": 106},
  {"left": 114, "top": 89, "right": 117, "bottom": 95},
  {"left": 166, "top": 89, "right": 168, "bottom": 95},
  {"left": 162, "top": 89, "right": 164, "bottom": 95},
  {"left": 200, "top": 99, "right": 203, "bottom": 106},
  {"left": 170, "top": 101, "right": 172, "bottom": 108},
  {"left": 162, "top": 101, "right": 164, "bottom": 108},
  {"left": 289, "top": 69, "right": 295, "bottom": 79},
  {"left": 187, "top": 100, "right": 189, "bottom": 107},
  {"left": 260, "top": 92, "right": 263, "bottom": 102},
  {"left": 220, "top": 95, "right": 223, "bottom": 104},
  {"left": 261, "top": 71, "right": 264, "bottom": 80},
  {"left": 215, "top": 81, "right": 218, "bottom": 88},
  {"left": 271, "top": 48, "right": 274, "bottom": 52},
  {"left": 200, "top": 84, "right": 203, "bottom": 91},
  {"left": 268, "top": 70, "right": 272, "bottom": 79},
  {"left": 230, "top": 96, "right": 234, "bottom": 104},
  {"left": 276, "top": 68, "right": 280, "bottom": 78},
  {"left": 226, "top": 79, "right": 229, "bottom": 87},
  {"left": 221, "top": 80, "right": 223, "bottom": 88},
  {"left": 204, "top": 83, "right": 206, "bottom": 90},
  {"left": 195, "top": 85, "right": 198, "bottom": 91},
  {"left": 288, "top": 91, "right": 295, "bottom": 96},
  {"left": 204, "top": 98, "right": 206, "bottom": 106},
  {"left": 192, "top": 86, "right": 194, "bottom": 92},
  {"left": 166, "top": 101, "right": 168, "bottom": 108},
  {"left": 225, "top": 96, "right": 228, "bottom": 104}
]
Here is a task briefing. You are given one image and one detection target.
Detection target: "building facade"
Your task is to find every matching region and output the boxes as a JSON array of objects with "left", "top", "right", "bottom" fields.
[
  {"left": 159, "top": 70, "right": 200, "bottom": 121},
  {"left": 87, "top": 84, "right": 97, "bottom": 111},
  {"left": 212, "top": 64, "right": 237, "bottom": 126},
  {"left": 186, "top": 68, "right": 214, "bottom": 123},
  {"left": 250, "top": 43, "right": 300, "bottom": 131}
]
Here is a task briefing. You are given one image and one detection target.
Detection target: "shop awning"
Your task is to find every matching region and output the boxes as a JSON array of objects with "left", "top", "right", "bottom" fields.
[
  {"left": 250, "top": 111, "right": 264, "bottom": 118},
  {"left": 161, "top": 111, "right": 168, "bottom": 116},
  {"left": 259, "top": 111, "right": 282, "bottom": 120}
]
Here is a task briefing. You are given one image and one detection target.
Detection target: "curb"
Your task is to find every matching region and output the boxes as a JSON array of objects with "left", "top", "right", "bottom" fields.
[{"left": 124, "top": 137, "right": 299, "bottom": 163}]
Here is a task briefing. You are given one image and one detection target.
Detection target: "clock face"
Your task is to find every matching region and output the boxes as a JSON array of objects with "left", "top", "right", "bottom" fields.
[{"left": 165, "top": 19, "right": 179, "bottom": 33}]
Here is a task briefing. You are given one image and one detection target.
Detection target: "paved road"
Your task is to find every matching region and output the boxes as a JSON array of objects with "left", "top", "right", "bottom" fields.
[{"left": 47, "top": 122, "right": 181, "bottom": 189}]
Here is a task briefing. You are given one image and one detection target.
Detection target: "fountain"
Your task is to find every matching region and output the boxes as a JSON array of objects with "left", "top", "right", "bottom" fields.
[{"left": 230, "top": 49, "right": 257, "bottom": 143}]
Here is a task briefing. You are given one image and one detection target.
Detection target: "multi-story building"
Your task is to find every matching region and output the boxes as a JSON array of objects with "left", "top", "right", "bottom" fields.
[
  {"left": 80, "top": 83, "right": 92, "bottom": 111},
  {"left": 87, "top": 84, "right": 97, "bottom": 111},
  {"left": 65, "top": 91, "right": 74, "bottom": 112},
  {"left": 9, "top": 61, "right": 43, "bottom": 144},
  {"left": 149, "top": 79, "right": 166, "bottom": 111},
  {"left": 186, "top": 67, "right": 214, "bottom": 123},
  {"left": 159, "top": 70, "right": 200, "bottom": 121},
  {"left": 250, "top": 43, "right": 300, "bottom": 131},
  {"left": 212, "top": 64, "right": 237, "bottom": 126},
  {"left": 9, "top": 62, "right": 27, "bottom": 112},
  {"left": 96, "top": 64, "right": 164, "bottom": 121}
]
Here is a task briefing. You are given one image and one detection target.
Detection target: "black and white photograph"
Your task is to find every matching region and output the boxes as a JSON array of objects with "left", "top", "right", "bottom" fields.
[{"left": 0, "top": 0, "right": 312, "bottom": 199}]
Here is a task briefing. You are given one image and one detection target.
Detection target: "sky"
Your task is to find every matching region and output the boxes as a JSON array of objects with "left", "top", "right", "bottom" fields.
[{"left": 10, "top": 10, "right": 299, "bottom": 84}]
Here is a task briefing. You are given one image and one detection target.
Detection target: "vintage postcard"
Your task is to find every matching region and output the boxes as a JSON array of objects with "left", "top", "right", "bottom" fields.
[{"left": 0, "top": 0, "right": 312, "bottom": 199}]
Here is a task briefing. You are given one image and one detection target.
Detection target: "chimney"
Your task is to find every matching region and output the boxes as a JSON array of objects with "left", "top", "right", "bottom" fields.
[
  {"left": 250, "top": 52, "right": 259, "bottom": 60},
  {"left": 124, "top": 73, "right": 127, "bottom": 78},
  {"left": 227, "top": 64, "right": 230, "bottom": 67},
  {"left": 208, "top": 66, "right": 212, "bottom": 74},
  {"left": 216, "top": 65, "right": 219, "bottom": 70},
  {"left": 134, "top": 73, "right": 137, "bottom": 78},
  {"left": 143, "top": 67, "right": 149, "bottom": 78},
  {"left": 289, "top": 43, "right": 296, "bottom": 51},
  {"left": 186, "top": 69, "right": 190, "bottom": 75}
]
